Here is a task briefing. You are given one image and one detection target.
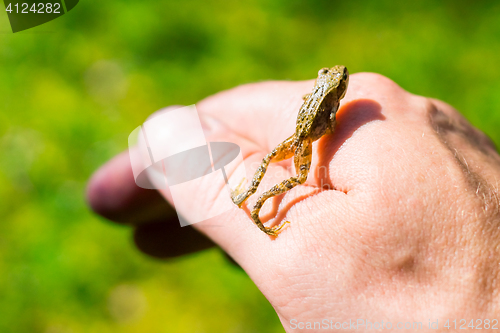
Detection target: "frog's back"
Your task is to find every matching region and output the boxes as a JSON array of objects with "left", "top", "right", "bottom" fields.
[
  {"left": 295, "top": 85, "right": 336, "bottom": 141},
  {"left": 294, "top": 66, "right": 347, "bottom": 142}
]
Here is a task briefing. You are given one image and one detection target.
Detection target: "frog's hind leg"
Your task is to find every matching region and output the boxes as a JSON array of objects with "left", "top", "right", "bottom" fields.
[
  {"left": 231, "top": 135, "right": 296, "bottom": 207},
  {"left": 251, "top": 138, "right": 312, "bottom": 236}
]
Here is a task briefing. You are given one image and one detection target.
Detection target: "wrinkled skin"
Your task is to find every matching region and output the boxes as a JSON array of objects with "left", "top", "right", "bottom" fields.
[{"left": 87, "top": 73, "right": 500, "bottom": 331}]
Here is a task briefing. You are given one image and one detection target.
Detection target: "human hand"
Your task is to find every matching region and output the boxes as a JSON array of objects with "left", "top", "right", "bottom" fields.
[{"left": 87, "top": 73, "right": 500, "bottom": 331}]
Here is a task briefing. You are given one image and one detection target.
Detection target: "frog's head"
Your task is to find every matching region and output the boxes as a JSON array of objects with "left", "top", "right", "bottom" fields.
[{"left": 317, "top": 65, "right": 349, "bottom": 100}]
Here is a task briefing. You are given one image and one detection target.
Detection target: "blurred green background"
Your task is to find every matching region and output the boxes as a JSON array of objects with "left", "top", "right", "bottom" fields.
[{"left": 1, "top": 0, "right": 499, "bottom": 332}]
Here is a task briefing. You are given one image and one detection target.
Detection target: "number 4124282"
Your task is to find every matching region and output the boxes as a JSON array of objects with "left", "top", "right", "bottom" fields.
[
  {"left": 444, "top": 319, "right": 498, "bottom": 330},
  {"left": 5, "top": 3, "right": 61, "bottom": 14}
]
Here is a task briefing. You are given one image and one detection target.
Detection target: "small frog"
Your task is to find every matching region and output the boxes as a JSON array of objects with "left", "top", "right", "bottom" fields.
[{"left": 231, "top": 66, "right": 349, "bottom": 236}]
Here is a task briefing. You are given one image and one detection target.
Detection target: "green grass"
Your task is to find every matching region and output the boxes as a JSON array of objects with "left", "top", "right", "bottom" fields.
[{"left": 1, "top": 0, "right": 500, "bottom": 332}]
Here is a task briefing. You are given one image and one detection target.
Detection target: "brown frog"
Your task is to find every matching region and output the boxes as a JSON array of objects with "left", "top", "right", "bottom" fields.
[{"left": 231, "top": 66, "right": 349, "bottom": 236}]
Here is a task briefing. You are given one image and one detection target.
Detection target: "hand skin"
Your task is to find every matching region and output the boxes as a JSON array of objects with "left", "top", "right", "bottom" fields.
[{"left": 87, "top": 73, "right": 500, "bottom": 331}]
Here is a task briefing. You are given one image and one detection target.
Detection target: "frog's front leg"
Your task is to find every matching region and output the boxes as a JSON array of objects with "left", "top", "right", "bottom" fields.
[
  {"left": 325, "top": 104, "right": 339, "bottom": 135},
  {"left": 231, "top": 135, "right": 296, "bottom": 207},
  {"left": 250, "top": 138, "right": 312, "bottom": 236}
]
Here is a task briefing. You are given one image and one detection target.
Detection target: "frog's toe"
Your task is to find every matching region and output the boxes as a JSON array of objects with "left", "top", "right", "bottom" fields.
[
  {"left": 265, "top": 221, "right": 290, "bottom": 236},
  {"left": 230, "top": 178, "right": 247, "bottom": 203},
  {"left": 231, "top": 195, "right": 245, "bottom": 208},
  {"left": 235, "top": 177, "right": 247, "bottom": 191}
]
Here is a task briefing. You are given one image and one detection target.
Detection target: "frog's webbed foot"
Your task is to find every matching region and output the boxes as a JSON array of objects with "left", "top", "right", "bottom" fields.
[
  {"left": 261, "top": 220, "right": 290, "bottom": 236},
  {"left": 231, "top": 178, "right": 247, "bottom": 208}
]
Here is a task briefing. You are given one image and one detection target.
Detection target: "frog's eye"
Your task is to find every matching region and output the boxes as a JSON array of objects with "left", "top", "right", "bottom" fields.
[
  {"left": 318, "top": 68, "right": 329, "bottom": 75},
  {"left": 342, "top": 72, "right": 348, "bottom": 81}
]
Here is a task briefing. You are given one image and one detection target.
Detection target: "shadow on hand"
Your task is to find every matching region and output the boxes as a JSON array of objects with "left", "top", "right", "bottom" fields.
[{"left": 317, "top": 99, "right": 385, "bottom": 190}]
